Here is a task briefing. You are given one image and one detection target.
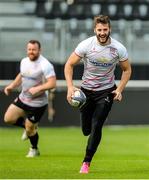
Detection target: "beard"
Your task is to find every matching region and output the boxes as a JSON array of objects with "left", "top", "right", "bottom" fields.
[
  {"left": 96, "top": 32, "right": 110, "bottom": 45},
  {"left": 28, "top": 54, "right": 39, "bottom": 61}
]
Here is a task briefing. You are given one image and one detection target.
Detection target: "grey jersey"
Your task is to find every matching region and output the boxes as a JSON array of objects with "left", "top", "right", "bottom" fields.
[
  {"left": 75, "top": 36, "right": 128, "bottom": 91},
  {"left": 19, "top": 55, "right": 56, "bottom": 107}
]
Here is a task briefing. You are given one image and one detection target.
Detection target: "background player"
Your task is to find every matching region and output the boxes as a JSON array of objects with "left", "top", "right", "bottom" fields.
[{"left": 4, "top": 40, "right": 56, "bottom": 157}]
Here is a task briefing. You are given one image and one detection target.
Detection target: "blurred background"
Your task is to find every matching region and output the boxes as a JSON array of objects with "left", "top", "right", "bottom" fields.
[{"left": 0, "top": 0, "right": 149, "bottom": 127}]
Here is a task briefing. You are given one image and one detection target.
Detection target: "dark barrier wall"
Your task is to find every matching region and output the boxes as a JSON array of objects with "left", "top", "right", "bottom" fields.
[
  {"left": 53, "top": 88, "right": 149, "bottom": 126},
  {"left": 0, "top": 61, "right": 149, "bottom": 80},
  {"left": 0, "top": 88, "right": 149, "bottom": 127}
]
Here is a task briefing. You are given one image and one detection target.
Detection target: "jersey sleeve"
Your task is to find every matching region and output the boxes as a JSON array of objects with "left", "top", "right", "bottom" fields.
[
  {"left": 74, "top": 40, "right": 88, "bottom": 58},
  {"left": 20, "top": 58, "right": 25, "bottom": 74},
  {"left": 118, "top": 44, "right": 128, "bottom": 62},
  {"left": 42, "top": 61, "right": 56, "bottom": 79}
]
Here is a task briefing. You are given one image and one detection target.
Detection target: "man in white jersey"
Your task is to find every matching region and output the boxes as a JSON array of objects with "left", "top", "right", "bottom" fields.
[
  {"left": 4, "top": 40, "right": 56, "bottom": 157},
  {"left": 64, "top": 15, "right": 131, "bottom": 173}
]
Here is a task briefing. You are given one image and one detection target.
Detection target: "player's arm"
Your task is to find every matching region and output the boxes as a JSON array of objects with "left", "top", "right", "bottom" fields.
[
  {"left": 112, "top": 59, "right": 131, "bottom": 101},
  {"left": 64, "top": 52, "right": 82, "bottom": 104},
  {"left": 4, "top": 73, "right": 22, "bottom": 96},
  {"left": 28, "top": 76, "right": 56, "bottom": 96}
]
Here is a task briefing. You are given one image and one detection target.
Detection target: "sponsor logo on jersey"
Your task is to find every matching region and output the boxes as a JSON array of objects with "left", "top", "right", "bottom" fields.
[{"left": 89, "top": 59, "right": 113, "bottom": 67}]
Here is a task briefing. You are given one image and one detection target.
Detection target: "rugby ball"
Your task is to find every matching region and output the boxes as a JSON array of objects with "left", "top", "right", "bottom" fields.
[{"left": 71, "top": 90, "right": 86, "bottom": 108}]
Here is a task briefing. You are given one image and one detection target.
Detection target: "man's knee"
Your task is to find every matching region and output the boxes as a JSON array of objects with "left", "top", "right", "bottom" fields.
[
  {"left": 26, "top": 128, "right": 35, "bottom": 136},
  {"left": 81, "top": 121, "right": 91, "bottom": 136},
  {"left": 25, "top": 123, "right": 37, "bottom": 136},
  {"left": 82, "top": 128, "right": 91, "bottom": 136},
  {"left": 4, "top": 113, "right": 15, "bottom": 124}
]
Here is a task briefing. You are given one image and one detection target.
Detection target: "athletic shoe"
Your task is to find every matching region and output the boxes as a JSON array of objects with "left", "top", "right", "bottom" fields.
[
  {"left": 21, "top": 130, "right": 28, "bottom": 141},
  {"left": 79, "top": 162, "right": 90, "bottom": 174},
  {"left": 26, "top": 148, "right": 40, "bottom": 158}
]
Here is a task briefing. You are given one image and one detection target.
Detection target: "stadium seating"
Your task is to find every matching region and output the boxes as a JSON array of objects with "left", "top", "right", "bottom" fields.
[
  {"left": 0, "top": 0, "right": 149, "bottom": 81},
  {"left": 0, "top": 0, "right": 148, "bottom": 21},
  {"left": 0, "top": 1, "right": 25, "bottom": 15},
  {"left": 43, "top": 0, "right": 149, "bottom": 20}
]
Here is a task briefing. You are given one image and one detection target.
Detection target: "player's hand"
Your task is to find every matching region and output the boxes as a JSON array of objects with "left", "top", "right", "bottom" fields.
[
  {"left": 28, "top": 86, "right": 43, "bottom": 97},
  {"left": 112, "top": 90, "right": 122, "bottom": 101},
  {"left": 67, "top": 86, "right": 79, "bottom": 104},
  {"left": 4, "top": 86, "right": 13, "bottom": 96}
]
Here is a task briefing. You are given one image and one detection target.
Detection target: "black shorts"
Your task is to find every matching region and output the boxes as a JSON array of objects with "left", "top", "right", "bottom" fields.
[
  {"left": 81, "top": 85, "right": 116, "bottom": 105},
  {"left": 80, "top": 85, "right": 116, "bottom": 115},
  {"left": 79, "top": 85, "right": 116, "bottom": 134},
  {"left": 13, "top": 97, "right": 47, "bottom": 123}
]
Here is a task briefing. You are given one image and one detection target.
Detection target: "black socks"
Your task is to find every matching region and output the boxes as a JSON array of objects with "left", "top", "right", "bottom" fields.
[
  {"left": 28, "top": 133, "right": 39, "bottom": 149},
  {"left": 83, "top": 149, "right": 95, "bottom": 163}
]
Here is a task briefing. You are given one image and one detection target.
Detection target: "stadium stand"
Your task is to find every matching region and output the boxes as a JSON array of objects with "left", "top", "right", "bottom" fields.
[
  {"left": 0, "top": 1, "right": 25, "bottom": 15},
  {"left": 42, "top": 0, "right": 149, "bottom": 20},
  {"left": 0, "top": 0, "right": 149, "bottom": 80}
]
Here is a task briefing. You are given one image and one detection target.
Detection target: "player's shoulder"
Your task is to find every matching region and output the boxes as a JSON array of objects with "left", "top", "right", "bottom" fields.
[
  {"left": 111, "top": 37, "right": 126, "bottom": 50},
  {"left": 80, "top": 36, "right": 96, "bottom": 45},
  {"left": 77, "top": 36, "right": 96, "bottom": 50},
  {"left": 21, "top": 57, "right": 28, "bottom": 64},
  {"left": 39, "top": 55, "right": 54, "bottom": 68},
  {"left": 39, "top": 55, "right": 52, "bottom": 64}
]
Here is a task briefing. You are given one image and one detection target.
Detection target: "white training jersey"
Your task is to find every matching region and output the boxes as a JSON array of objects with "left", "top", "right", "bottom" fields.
[
  {"left": 75, "top": 36, "right": 128, "bottom": 91},
  {"left": 19, "top": 55, "right": 56, "bottom": 107}
]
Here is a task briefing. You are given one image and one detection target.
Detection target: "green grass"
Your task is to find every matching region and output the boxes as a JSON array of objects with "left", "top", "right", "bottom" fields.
[{"left": 0, "top": 126, "right": 149, "bottom": 179}]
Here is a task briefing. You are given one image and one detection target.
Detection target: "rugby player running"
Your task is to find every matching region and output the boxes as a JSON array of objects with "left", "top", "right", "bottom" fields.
[
  {"left": 64, "top": 15, "right": 131, "bottom": 173},
  {"left": 4, "top": 40, "right": 56, "bottom": 157}
]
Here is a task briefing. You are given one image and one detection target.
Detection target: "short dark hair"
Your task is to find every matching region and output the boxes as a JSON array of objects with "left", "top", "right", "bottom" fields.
[
  {"left": 93, "top": 15, "right": 111, "bottom": 28},
  {"left": 28, "top": 40, "right": 41, "bottom": 49}
]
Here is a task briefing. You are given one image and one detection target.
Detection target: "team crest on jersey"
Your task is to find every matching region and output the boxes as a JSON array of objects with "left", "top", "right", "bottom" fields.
[{"left": 110, "top": 47, "right": 117, "bottom": 57}]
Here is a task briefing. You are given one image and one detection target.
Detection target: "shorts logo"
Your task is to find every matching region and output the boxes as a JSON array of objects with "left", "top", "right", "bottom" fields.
[
  {"left": 29, "top": 116, "right": 35, "bottom": 121},
  {"left": 105, "top": 96, "right": 110, "bottom": 103}
]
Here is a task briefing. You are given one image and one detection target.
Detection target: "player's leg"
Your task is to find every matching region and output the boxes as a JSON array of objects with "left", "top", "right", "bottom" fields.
[
  {"left": 25, "top": 104, "right": 47, "bottom": 157},
  {"left": 84, "top": 100, "right": 113, "bottom": 161},
  {"left": 80, "top": 91, "right": 114, "bottom": 173},
  {"left": 21, "top": 129, "right": 29, "bottom": 141},
  {"left": 82, "top": 93, "right": 113, "bottom": 166},
  {"left": 4, "top": 103, "right": 26, "bottom": 127},
  {"left": 80, "top": 100, "right": 95, "bottom": 136},
  {"left": 79, "top": 98, "right": 96, "bottom": 173},
  {"left": 25, "top": 120, "right": 40, "bottom": 157},
  {"left": 80, "top": 88, "right": 95, "bottom": 136}
]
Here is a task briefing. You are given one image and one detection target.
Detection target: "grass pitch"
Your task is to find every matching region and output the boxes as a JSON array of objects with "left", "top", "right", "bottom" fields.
[{"left": 0, "top": 126, "right": 149, "bottom": 179}]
